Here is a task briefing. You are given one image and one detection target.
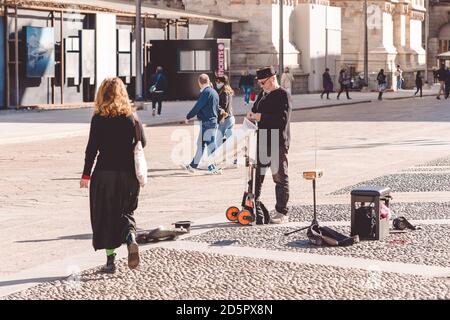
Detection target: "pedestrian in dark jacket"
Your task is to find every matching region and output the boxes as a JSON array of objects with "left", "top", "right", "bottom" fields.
[
  {"left": 183, "top": 74, "right": 221, "bottom": 174},
  {"left": 445, "top": 67, "right": 450, "bottom": 99},
  {"left": 80, "top": 77, "right": 146, "bottom": 274},
  {"left": 377, "top": 69, "right": 387, "bottom": 101},
  {"left": 337, "top": 68, "right": 351, "bottom": 100},
  {"left": 239, "top": 70, "right": 255, "bottom": 106},
  {"left": 149, "top": 66, "right": 167, "bottom": 116},
  {"left": 215, "top": 75, "right": 235, "bottom": 148},
  {"left": 437, "top": 64, "right": 447, "bottom": 100},
  {"left": 247, "top": 66, "right": 292, "bottom": 225},
  {"left": 414, "top": 71, "right": 423, "bottom": 98},
  {"left": 320, "top": 68, "right": 333, "bottom": 99}
]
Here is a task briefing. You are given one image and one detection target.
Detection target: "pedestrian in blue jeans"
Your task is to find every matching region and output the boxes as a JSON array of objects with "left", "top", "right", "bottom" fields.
[
  {"left": 215, "top": 75, "right": 235, "bottom": 148},
  {"left": 183, "top": 74, "right": 222, "bottom": 174},
  {"left": 394, "top": 65, "right": 403, "bottom": 91},
  {"left": 239, "top": 70, "right": 255, "bottom": 106}
]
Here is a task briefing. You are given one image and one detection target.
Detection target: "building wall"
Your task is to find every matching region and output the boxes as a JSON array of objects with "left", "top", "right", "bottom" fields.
[
  {"left": 382, "top": 11, "right": 395, "bottom": 52},
  {"left": 427, "top": 2, "right": 450, "bottom": 84},
  {"left": 331, "top": 0, "right": 426, "bottom": 89},
  {"left": 143, "top": 0, "right": 184, "bottom": 9},
  {"left": 3, "top": 9, "right": 93, "bottom": 107},
  {"left": 182, "top": 0, "right": 307, "bottom": 92},
  {"left": 95, "top": 13, "right": 117, "bottom": 93},
  {"left": 0, "top": 16, "right": 5, "bottom": 108},
  {"left": 294, "top": 4, "right": 341, "bottom": 91},
  {"left": 271, "top": 2, "right": 300, "bottom": 68},
  {"left": 410, "top": 18, "right": 425, "bottom": 64}
]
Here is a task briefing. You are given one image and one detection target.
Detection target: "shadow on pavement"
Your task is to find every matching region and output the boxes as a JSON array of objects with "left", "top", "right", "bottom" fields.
[
  {"left": 15, "top": 233, "right": 92, "bottom": 243},
  {"left": 209, "top": 240, "right": 239, "bottom": 246},
  {"left": 0, "top": 276, "right": 64, "bottom": 287},
  {"left": 286, "top": 240, "right": 316, "bottom": 248},
  {"left": 190, "top": 222, "right": 243, "bottom": 230}
]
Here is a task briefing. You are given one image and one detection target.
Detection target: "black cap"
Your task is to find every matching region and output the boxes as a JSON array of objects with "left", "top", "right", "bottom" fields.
[{"left": 256, "top": 66, "right": 277, "bottom": 80}]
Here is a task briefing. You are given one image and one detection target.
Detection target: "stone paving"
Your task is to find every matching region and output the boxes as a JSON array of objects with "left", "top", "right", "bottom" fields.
[
  {"left": 330, "top": 153, "right": 450, "bottom": 195},
  {"left": 331, "top": 173, "right": 450, "bottom": 195},
  {"left": 422, "top": 156, "right": 450, "bottom": 167},
  {"left": 287, "top": 202, "right": 450, "bottom": 222},
  {"left": 3, "top": 96, "right": 450, "bottom": 299},
  {"left": 404, "top": 167, "right": 450, "bottom": 172},
  {"left": 4, "top": 248, "right": 450, "bottom": 300},
  {"left": 0, "top": 89, "right": 437, "bottom": 146},
  {"left": 185, "top": 224, "right": 450, "bottom": 268}
]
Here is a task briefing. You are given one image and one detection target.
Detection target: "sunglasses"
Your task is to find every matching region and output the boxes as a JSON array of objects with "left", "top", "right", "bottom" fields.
[{"left": 258, "top": 77, "right": 270, "bottom": 86}]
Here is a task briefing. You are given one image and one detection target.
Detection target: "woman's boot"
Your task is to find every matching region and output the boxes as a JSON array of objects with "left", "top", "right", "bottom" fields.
[
  {"left": 100, "top": 253, "right": 116, "bottom": 274},
  {"left": 126, "top": 231, "right": 140, "bottom": 270}
]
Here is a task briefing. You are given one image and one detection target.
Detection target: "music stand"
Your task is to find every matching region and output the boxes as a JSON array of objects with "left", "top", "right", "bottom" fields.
[{"left": 284, "top": 170, "right": 323, "bottom": 236}]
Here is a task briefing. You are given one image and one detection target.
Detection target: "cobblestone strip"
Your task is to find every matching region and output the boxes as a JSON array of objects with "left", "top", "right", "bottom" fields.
[{"left": 4, "top": 248, "right": 450, "bottom": 300}]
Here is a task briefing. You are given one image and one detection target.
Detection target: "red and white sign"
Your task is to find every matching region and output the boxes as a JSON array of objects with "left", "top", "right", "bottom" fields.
[{"left": 217, "top": 43, "right": 225, "bottom": 77}]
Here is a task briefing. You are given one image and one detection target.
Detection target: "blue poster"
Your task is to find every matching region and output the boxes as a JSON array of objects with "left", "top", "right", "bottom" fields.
[{"left": 25, "top": 27, "right": 55, "bottom": 78}]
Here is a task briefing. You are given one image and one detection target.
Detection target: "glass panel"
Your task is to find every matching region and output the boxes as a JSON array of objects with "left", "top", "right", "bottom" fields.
[
  {"left": 179, "top": 50, "right": 195, "bottom": 71},
  {"left": 117, "top": 29, "right": 131, "bottom": 53},
  {"left": 224, "top": 48, "right": 230, "bottom": 71},
  {"left": 195, "top": 50, "right": 211, "bottom": 71}
]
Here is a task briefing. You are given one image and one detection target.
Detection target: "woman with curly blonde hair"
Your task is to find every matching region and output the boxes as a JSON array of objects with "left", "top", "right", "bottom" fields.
[{"left": 80, "top": 77, "right": 146, "bottom": 273}]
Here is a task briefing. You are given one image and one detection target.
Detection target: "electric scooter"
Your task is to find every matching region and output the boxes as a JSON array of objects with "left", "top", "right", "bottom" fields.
[
  {"left": 225, "top": 116, "right": 269, "bottom": 226},
  {"left": 225, "top": 135, "right": 259, "bottom": 226}
]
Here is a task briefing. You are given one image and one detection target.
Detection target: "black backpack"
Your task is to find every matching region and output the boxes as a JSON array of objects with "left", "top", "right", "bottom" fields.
[{"left": 393, "top": 217, "right": 420, "bottom": 231}]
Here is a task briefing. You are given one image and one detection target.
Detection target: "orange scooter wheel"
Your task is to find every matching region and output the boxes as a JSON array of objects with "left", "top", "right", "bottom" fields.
[
  {"left": 226, "top": 206, "right": 240, "bottom": 222},
  {"left": 238, "top": 210, "right": 254, "bottom": 226}
]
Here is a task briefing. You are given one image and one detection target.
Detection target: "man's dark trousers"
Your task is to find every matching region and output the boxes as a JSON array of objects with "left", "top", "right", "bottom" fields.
[
  {"left": 151, "top": 92, "right": 164, "bottom": 115},
  {"left": 253, "top": 146, "right": 289, "bottom": 224}
]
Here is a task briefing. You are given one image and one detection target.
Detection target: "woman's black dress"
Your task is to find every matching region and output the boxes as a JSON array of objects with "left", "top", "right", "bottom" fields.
[{"left": 83, "top": 114, "right": 146, "bottom": 250}]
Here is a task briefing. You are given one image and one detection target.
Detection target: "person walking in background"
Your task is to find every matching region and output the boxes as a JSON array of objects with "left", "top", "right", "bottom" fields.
[
  {"left": 239, "top": 69, "right": 255, "bottom": 106},
  {"left": 437, "top": 64, "right": 447, "bottom": 100},
  {"left": 80, "top": 77, "right": 146, "bottom": 274},
  {"left": 216, "top": 75, "right": 235, "bottom": 148},
  {"left": 433, "top": 68, "right": 438, "bottom": 84},
  {"left": 149, "top": 66, "right": 166, "bottom": 117},
  {"left": 337, "top": 68, "right": 351, "bottom": 100},
  {"left": 394, "top": 65, "right": 404, "bottom": 91},
  {"left": 377, "top": 69, "right": 387, "bottom": 101},
  {"left": 280, "top": 67, "right": 294, "bottom": 95},
  {"left": 183, "top": 74, "right": 221, "bottom": 175},
  {"left": 445, "top": 67, "right": 450, "bottom": 99},
  {"left": 320, "top": 68, "right": 333, "bottom": 99},
  {"left": 414, "top": 71, "right": 423, "bottom": 98}
]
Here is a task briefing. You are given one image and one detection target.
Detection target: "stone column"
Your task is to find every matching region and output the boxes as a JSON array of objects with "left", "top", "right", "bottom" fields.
[
  {"left": 393, "top": 2, "right": 407, "bottom": 68},
  {"left": 427, "top": 37, "right": 439, "bottom": 84},
  {"left": 405, "top": 7, "right": 413, "bottom": 68}
]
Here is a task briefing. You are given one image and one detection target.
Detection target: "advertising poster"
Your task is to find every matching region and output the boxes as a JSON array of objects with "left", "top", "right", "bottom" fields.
[{"left": 25, "top": 26, "right": 55, "bottom": 78}]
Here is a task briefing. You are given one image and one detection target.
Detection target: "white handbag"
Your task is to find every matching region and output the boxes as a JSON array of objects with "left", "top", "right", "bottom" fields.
[{"left": 133, "top": 114, "right": 148, "bottom": 187}]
